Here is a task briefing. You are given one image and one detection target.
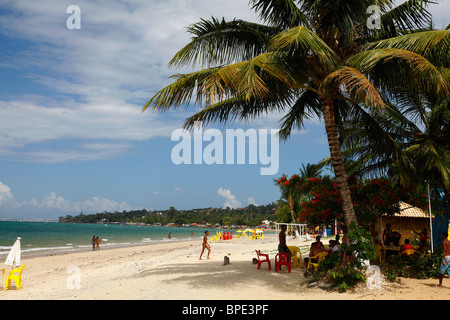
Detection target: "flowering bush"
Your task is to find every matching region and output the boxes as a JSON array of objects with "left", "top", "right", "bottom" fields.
[{"left": 276, "top": 174, "right": 429, "bottom": 226}]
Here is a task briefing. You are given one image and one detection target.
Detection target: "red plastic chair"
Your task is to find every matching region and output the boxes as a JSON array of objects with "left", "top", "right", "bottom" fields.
[
  {"left": 255, "top": 250, "right": 271, "bottom": 271},
  {"left": 275, "top": 253, "right": 291, "bottom": 273}
]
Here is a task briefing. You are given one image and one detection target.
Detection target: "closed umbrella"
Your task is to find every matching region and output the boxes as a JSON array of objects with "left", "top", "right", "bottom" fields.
[{"left": 5, "top": 237, "right": 21, "bottom": 267}]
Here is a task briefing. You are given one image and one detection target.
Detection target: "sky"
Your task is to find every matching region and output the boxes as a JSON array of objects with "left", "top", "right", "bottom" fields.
[{"left": 0, "top": 0, "right": 448, "bottom": 220}]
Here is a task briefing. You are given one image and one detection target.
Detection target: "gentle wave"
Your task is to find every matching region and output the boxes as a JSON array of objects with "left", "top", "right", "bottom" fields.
[
  {"left": 0, "top": 245, "right": 74, "bottom": 255},
  {"left": 0, "top": 221, "right": 235, "bottom": 258}
]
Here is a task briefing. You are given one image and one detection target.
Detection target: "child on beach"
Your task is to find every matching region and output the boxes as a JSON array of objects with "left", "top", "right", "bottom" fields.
[{"left": 199, "top": 231, "right": 211, "bottom": 260}]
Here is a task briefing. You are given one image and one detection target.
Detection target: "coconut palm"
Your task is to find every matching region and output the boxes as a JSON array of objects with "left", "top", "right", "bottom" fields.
[
  {"left": 299, "top": 162, "right": 323, "bottom": 179},
  {"left": 275, "top": 174, "right": 302, "bottom": 224},
  {"left": 143, "top": 0, "right": 449, "bottom": 229},
  {"left": 276, "top": 163, "right": 327, "bottom": 223},
  {"left": 338, "top": 97, "right": 450, "bottom": 211}
]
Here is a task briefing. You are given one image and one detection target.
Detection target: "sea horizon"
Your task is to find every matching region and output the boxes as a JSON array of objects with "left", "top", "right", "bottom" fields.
[{"left": 0, "top": 221, "right": 243, "bottom": 259}]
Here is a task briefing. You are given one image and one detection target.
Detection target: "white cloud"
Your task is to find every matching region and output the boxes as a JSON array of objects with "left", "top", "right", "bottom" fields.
[
  {"left": 0, "top": 99, "right": 182, "bottom": 162},
  {"left": 217, "top": 188, "right": 242, "bottom": 209},
  {"left": 1, "top": 0, "right": 446, "bottom": 165},
  {"left": 247, "top": 196, "right": 258, "bottom": 206},
  {"left": 0, "top": 181, "right": 132, "bottom": 216},
  {"left": 0, "top": 182, "right": 14, "bottom": 206},
  {"left": 21, "top": 192, "right": 132, "bottom": 214},
  {"left": 0, "top": 0, "right": 259, "bottom": 163}
]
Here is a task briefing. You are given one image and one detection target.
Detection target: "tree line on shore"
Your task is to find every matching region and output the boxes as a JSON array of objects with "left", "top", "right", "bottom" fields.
[{"left": 58, "top": 203, "right": 278, "bottom": 227}]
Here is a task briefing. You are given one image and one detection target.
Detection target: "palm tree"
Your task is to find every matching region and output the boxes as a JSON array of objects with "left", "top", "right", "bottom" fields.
[
  {"left": 299, "top": 162, "right": 323, "bottom": 179},
  {"left": 143, "top": 0, "right": 449, "bottom": 230},
  {"left": 339, "top": 97, "right": 450, "bottom": 212},
  {"left": 276, "top": 162, "right": 327, "bottom": 224},
  {"left": 275, "top": 174, "right": 302, "bottom": 224}
]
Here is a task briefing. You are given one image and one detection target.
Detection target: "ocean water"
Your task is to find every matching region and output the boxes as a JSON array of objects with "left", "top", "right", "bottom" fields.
[{"left": 0, "top": 221, "right": 219, "bottom": 258}]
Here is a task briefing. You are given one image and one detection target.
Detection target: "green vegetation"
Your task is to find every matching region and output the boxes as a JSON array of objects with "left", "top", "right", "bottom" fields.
[
  {"left": 310, "top": 223, "right": 375, "bottom": 292},
  {"left": 143, "top": 0, "right": 449, "bottom": 232},
  {"left": 384, "top": 245, "right": 444, "bottom": 281},
  {"left": 58, "top": 203, "right": 277, "bottom": 227}
]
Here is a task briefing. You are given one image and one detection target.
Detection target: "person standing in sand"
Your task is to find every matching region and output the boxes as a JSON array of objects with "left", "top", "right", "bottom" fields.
[
  {"left": 438, "top": 232, "right": 450, "bottom": 288},
  {"left": 92, "top": 236, "right": 96, "bottom": 251},
  {"left": 278, "top": 225, "right": 292, "bottom": 257},
  {"left": 199, "top": 230, "right": 211, "bottom": 260},
  {"left": 96, "top": 236, "right": 100, "bottom": 250}
]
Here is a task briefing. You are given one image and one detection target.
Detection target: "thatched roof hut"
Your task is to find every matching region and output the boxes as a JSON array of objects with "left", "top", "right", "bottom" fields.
[{"left": 376, "top": 201, "right": 431, "bottom": 245}]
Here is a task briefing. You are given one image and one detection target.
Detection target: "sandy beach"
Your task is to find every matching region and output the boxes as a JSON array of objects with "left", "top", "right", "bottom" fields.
[{"left": 0, "top": 234, "right": 449, "bottom": 301}]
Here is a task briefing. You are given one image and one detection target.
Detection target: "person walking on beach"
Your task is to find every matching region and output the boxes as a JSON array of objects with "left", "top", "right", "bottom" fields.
[
  {"left": 92, "top": 236, "right": 96, "bottom": 251},
  {"left": 438, "top": 232, "right": 450, "bottom": 288},
  {"left": 199, "top": 230, "right": 211, "bottom": 260},
  {"left": 96, "top": 236, "right": 101, "bottom": 250},
  {"left": 278, "top": 225, "right": 292, "bottom": 257}
]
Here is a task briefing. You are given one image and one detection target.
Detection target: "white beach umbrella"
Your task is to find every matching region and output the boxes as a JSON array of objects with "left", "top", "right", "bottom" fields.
[{"left": 5, "top": 237, "right": 21, "bottom": 267}]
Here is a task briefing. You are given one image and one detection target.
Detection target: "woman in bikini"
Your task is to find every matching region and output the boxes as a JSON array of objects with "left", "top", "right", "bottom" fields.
[{"left": 199, "top": 230, "right": 211, "bottom": 260}]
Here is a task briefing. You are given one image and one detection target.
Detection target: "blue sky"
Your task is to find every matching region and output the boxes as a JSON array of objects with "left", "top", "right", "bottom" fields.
[{"left": 0, "top": 0, "right": 448, "bottom": 219}]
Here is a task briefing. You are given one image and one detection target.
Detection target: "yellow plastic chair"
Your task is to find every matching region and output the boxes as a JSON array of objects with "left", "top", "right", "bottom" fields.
[
  {"left": 5, "top": 264, "right": 26, "bottom": 290},
  {"left": 306, "top": 252, "right": 327, "bottom": 272},
  {"left": 403, "top": 249, "right": 416, "bottom": 256},
  {"left": 375, "top": 246, "right": 384, "bottom": 263},
  {"left": 288, "top": 246, "right": 302, "bottom": 268}
]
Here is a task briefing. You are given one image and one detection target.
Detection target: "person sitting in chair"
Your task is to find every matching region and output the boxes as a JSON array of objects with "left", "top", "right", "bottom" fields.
[{"left": 303, "top": 242, "right": 326, "bottom": 267}]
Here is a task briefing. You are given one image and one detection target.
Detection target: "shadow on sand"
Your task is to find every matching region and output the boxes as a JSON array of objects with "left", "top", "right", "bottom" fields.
[{"left": 130, "top": 258, "right": 310, "bottom": 295}]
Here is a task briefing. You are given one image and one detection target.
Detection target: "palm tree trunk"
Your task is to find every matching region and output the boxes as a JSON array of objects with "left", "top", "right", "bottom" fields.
[
  {"left": 322, "top": 101, "right": 358, "bottom": 228},
  {"left": 287, "top": 197, "right": 296, "bottom": 224}
]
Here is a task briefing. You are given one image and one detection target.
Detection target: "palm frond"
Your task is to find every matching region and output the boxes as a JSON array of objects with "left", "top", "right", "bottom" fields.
[
  {"left": 278, "top": 89, "right": 322, "bottom": 140},
  {"left": 143, "top": 67, "right": 221, "bottom": 111},
  {"left": 321, "top": 66, "right": 385, "bottom": 110},
  {"left": 376, "top": 0, "right": 434, "bottom": 37},
  {"left": 168, "top": 17, "right": 277, "bottom": 68},
  {"left": 364, "top": 30, "right": 450, "bottom": 64},
  {"left": 199, "top": 51, "right": 310, "bottom": 103},
  {"left": 249, "top": 0, "right": 309, "bottom": 29},
  {"left": 269, "top": 26, "right": 338, "bottom": 73},
  {"left": 346, "top": 48, "right": 449, "bottom": 97},
  {"left": 304, "top": 0, "right": 373, "bottom": 43},
  {"left": 183, "top": 93, "right": 294, "bottom": 130},
  {"left": 405, "top": 140, "right": 450, "bottom": 185}
]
